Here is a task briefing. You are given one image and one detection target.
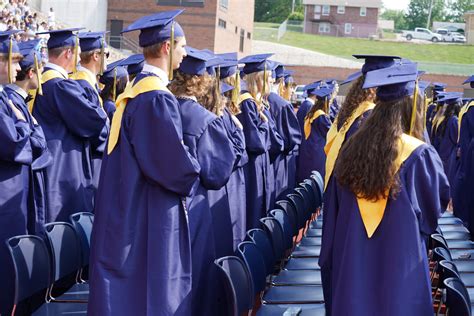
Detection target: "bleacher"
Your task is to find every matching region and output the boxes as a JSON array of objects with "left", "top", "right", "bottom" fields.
[{"left": 7, "top": 170, "right": 474, "bottom": 315}]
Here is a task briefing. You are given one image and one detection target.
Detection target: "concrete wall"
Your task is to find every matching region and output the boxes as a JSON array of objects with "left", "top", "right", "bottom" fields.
[
  {"left": 465, "top": 12, "right": 474, "bottom": 45},
  {"left": 31, "top": 0, "right": 107, "bottom": 31}
]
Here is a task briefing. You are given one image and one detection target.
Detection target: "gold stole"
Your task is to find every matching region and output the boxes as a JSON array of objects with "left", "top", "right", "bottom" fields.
[
  {"left": 28, "top": 69, "right": 65, "bottom": 113},
  {"left": 304, "top": 109, "right": 325, "bottom": 139},
  {"left": 324, "top": 101, "right": 375, "bottom": 189},
  {"left": 358, "top": 133, "right": 424, "bottom": 238},
  {"left": 69, "top": 70, "right": 103, "bottom": 107},
  {"left": 457, "top": 101, "right": 474, "bottom": 143},
  {"left": 107, "top": 76, "right": 169, "bottom": 154}
]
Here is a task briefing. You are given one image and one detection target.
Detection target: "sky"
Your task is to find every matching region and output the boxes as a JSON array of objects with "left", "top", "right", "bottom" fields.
[{"left": 383, "top": 0, "right": 411, "bottom": 11}]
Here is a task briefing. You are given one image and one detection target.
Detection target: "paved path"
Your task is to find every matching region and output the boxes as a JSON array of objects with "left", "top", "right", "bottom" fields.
[{"left": 252, "top": 40, "right": 362, "bottom": 69}]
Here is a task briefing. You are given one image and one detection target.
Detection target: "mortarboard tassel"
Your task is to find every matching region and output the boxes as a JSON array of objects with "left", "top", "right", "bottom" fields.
[
  {"left": 99, "top": 38, "right": 105, "bottom": 76},
  {"left": 231, "top": 71, "right": 240, "bottom": 112},
  {"left": 261, "top": 62, "right": 267, "bottom": 104},
  {"left": 34, "top": 53, "right": 42, "bottom": 96},
  {"left": 73, "top": 35, "right": 79, "bottom": 73},
  {"left": 168, "top": 22, "right": 175, "bottom": 81},
  {"left": 216, "top": 66, "right": 220, "bottom": 95},
  {"left": 409, "top": 81, "right": 419, "bottom": 136},
  {"left": 112, "top": 67, "right": 117, "bottom": 101},
  {"left": 8, "top": 36, "right": 12, "bottom": 84}
]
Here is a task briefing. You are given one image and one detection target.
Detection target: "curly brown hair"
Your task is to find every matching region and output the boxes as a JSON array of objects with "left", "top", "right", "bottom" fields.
[
  {"left": 200, "top": 76, "right": 225, "bottom": 116},
  {"left": 336, "top": 75, "right": 376, "bottom": 130},
  {"left": 168, "top": 70, "right": 213, "bottom": 100},
  {"left": 335, "top": 93, "right": 424, "bottom": 201}
]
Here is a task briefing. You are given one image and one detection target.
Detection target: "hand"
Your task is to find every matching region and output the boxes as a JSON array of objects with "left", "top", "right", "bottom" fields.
[{"left": 8, "top": 100, "right": 26, "bottom": 121}]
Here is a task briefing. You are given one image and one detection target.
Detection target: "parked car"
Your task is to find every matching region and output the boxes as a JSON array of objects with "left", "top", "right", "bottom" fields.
[
  {"left": 294, "top": 85, "right": 305, "bottom": 105},
  {"left": 443, "top": 32, "right": 466, "bottom": 43},
  {"left": 436, "top": 28, "right": 449, "bottom": 36},
  {"left": 402, "top": 28, "right": 443, "bottom": 42}
]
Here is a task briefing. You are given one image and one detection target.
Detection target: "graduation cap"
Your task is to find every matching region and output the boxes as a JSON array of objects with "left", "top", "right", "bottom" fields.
[
  {"left": 239, "top": 53, "right": 274, "bottom": 75},
  {"left": 341, "top": 70, "right": 362, "bottom": 85},
  {"left": 274, "top": 63, "right": 285, "bottom": 80},
  {"left": 353, "top": 54, "right": 401, "bottom": 74},
  {"left": 463, "top": 75, "right": 474, "bottom": 88},
  {"left": 418, "top": 80, "right": 431, "bottom": 94},
  {"left": 364, "top": 62, "right": 420, "bottom": 134},
  {"left": 432, "top": 82, "right": 447, "bottom": 91},
  {"left": 79, "top": 31, "right": 109, "bottom": 75},
  {"left": 312, "top": 87, "right": 333, "bottom": 100},
  {"left": 37, "top": 27, "right": 84, "bottom": 49},
  {"left": 122, "top": 10, "right": 185, "bottom": 81},
  {"left": 0, "top": 30, "right": 21, "bottom": 84},
  {"left": 179, "top": 47, "right": 219, "bottom": 76},
  {"left": 99, "top": 65, "right": 128, "bottom": 101},
  {"left": 216, "top": 52, "right": 238, "bottom": 79},
  {"left": 283, "top": 70, "right": 294, "bottom": 85},
  {"left": 117, "top": 54, "right": 144, "bottom": 76},
  {"left": 220, "top": 81, "right": 234, "bottom": 95},
  {"left": 18, "top": 39, "right": 43, "bottom": 94},
  {"left": 438, "top": 92, "right": 462, "bottom": 105}
]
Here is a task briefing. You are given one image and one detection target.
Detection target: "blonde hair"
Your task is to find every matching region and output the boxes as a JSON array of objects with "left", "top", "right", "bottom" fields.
[
  {"left": 244, "top": 70, "right": 271, "bottom": 122},
  {"left": 200, "top": 76, "right": 225, "bottom": 116},
  {"left": 223, "top": 75, "right": 241, "bottom": 115}
]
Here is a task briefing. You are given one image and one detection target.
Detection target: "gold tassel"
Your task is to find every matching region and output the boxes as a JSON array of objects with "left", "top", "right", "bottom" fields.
[
  {"left": 99, "top": 37, "right": 105, "bottom": 76},
  {"left": 34, "top": 54, "right": 42, "bottom": 95},
  {"left": 112, "top": 67, "right": 117, "bottom": 101},
  {"left": 231, "top": 71, "right": 240, "bottom": 112},
  {"left": 410, "top": 81, "right": 419, "bottom": 136},
  {"left": 73, "top": 35, "right": 79, "bottom": 73},
  {"left": 168, "top": 22, "right": 175, "bottom": 81},
  {"left": 8, "top": 36, "right": 12, "bottom": 84},
  {"left": 261, "top": 62, "right": 267, "bottom": 104},
  {"left": 216, "top": 66, "right": 220, "bottom": 94},
  {"left": 278, "top": 79, "right": 284, "bottom": 97}
]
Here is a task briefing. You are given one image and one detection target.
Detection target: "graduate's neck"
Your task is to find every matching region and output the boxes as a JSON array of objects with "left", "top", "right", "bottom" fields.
[
  {"left": 80, "top": 61, "right": 99, "bottom": 76},
  {"left": 145, "top": 57, "right": 169, "bottom": 77},
  {"left": 48, "top": 56, "right": 72, "bottom": 73},
  {"left": 14, "top": 80, "right": 32, "bottom": 93}
]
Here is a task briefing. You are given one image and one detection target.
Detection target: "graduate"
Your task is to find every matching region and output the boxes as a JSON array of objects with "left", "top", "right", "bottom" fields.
[
  {"left": 324, "top": 55, "right": 400, "bottom": 190},
  {"left": 0, "top": 30, "right": 34, "bottom": 315},
  {"left": 297, "top": 80, "right": 321, "bottom": 135},
  {"left": 426, "top": 82, "right": 446, "bottom": 137},
  {"left": 88, "top": 10, "right": 201, "bottom": 316},
  {"left": 320, "top": 62, "right": 450, "bottom": 316},
  {"left": 218, "top": 53, "right": 249, "bottom": 252},
  {"left": 326, "top": 79, "right": 340, "bottom": 122},
  {"left": 169, "top": 48, "right": 236, "bottom": 315},
  {"left": 267, "top": 64, "right": 301, "bottom": 199},
  {"left": 99, "top": 63, "right": 128, "bottom": 120},
  {"left": 237, "top": 53, "right": 274, "bottom": 229},
  {"left": 32, "top": 28, "right": 109, "bottom": 222},
  {"left": 70, "top": 31, "right": 110, "bottom": 202},
  {"left": 4, "top": 39, "right": 52, "bottom": 236},
  {"left": 450, "top": 76, "right": 474, "bottom": 226},
  {"left": 121, "top": 53, "right": 144, "bottom": 81},
  {"left": 297, "top": 87, "right": 332, "bottom": 182},
  {"left": 432, "top": 93, "right": 462, "bottom": 176}
]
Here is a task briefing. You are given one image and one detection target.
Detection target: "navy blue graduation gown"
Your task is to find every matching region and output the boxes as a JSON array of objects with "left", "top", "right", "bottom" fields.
[
  {"left": 32, "top": 67, "right": 108, "bottom": 222},
  {"left": 436, "top": 116, "right": 458, "bottom": 176},
  {"left": 297, "top": 99, "right": 312, "bottom": 135},
  {"left": 320, "top": 145, "right": 449, "bottom": 316},
  {"left": 88, "top": 73, "right": 200, "bottom": 316},
  {"left": 268, "top": 92, "right": 302, "bottom": 199},
  {"left": 5, "top": 86, "right": 52, "bottom": 235},
  {"left": 208, "top": 108, "right": 248, "bottom": 256},
  {"left": 177, "top": 97, "right": 235, "bottom": 315},
  {"left": 426, "top": 103, "right": 436, "bottom": 137},
  {"left": 329, "top": 99, "right": 340, "bottom": 123},
  {"left": 103, "top": 99, "right": 116, "bottom": 121},
  {"left": 73, "top": 76, "right": 110, "bottom": 208},
  {"left": 0, "top": 89, "right": 33, "bottom": 313},
  {"left": 237, "top": 96, "right": 272, "bottom": 229},
  {"left": 263, "top": 107, "right": 284, "bottom": 208},
  {"left": 297, "top": 113, "right": 331, "bottom": 182}
]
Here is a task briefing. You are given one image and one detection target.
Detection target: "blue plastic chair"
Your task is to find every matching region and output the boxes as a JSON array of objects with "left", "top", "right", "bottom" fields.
[
  {"left": 247, "top": 229, "right": 276, "bottom": 277},
  {"left": 444, "top": 277, "right": 472, "bottom": 316},
  {"left": 69, "top": 212, "right": 93, "bottom": 282},
  {"left": 275, "top": 200, "right": 298, "bottom": 237},
  {"left": 287, "top": 193, "right": 306, "bottom": 230},
  {"left": 269, "top": 209, "right": 293, "bottom": 252},
  {"left": 431, "top": 233, "right": 449, "bottom": 251},
  {"left": 294, "top": 187, "right": 311, "bottom": 221},
  {"left": 299, "top": 182, "right": 316, "bottom": 212},
  {"left": 237, "top": 242, "right": 267, "bottom": 295},
  {"left": 214, "top": 256, "right": 253, "bottom": 316},
  {"left": 44, "top": 222, "right": 88, "bottom": 303},
  {"left": 433, "top": 247, "right": 453, "bottom": 262},
  {"left": 260, "top": 217, "right": 286, "bottom": 263}
]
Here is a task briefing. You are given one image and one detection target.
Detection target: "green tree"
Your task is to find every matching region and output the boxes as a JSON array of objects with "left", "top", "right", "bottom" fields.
[
  {"left": 255, "top": 0, "right": 304, "bottom": 23},
  {"left": 381, "top": 9, "right": 408, "bottom": 30},
  {"left": 445, "top": 0, "right": 474, "bottom": 22},
  {"left": 405, "top": 0, "right": 446, "bottom": 29}
]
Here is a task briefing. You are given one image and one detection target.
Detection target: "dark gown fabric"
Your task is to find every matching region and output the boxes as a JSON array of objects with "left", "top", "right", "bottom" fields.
[
  {"left": 177, "top": 97, "right": 235, "bottom": 316},
  {"left": 103, "top": 99, "right": 116, "bottom": 121},
  {"left": 320, "top": 145, "right": 449, "bottom": 316},
  {"left": 267, "top": 92, "right": 302, "bottom": 199},
  {"left": 296, "top": 99, "right": 313, "bottom": 136},
  {"left": 236, "top": 95, "right": 272, "bottom": 229},
  {"left": 435, "top": 116, "right": 458, "bottom": 176},
  {"left": 88, "top": 73, "right": 201, "bottom": 316},
  {"left": 32, "top": 67, "right": 109, "bottom": 222}
]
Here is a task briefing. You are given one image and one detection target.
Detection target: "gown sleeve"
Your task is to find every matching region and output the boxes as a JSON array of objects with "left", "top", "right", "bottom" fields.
[
  {"left": 197, "top": 117, "right": 237, "bottom": 190},
  {"left": 265, "top": 109, "right": 284, "bottom": 160},
  {"left": 0, "top": 103, "right": 32, "bottom": 164},
  {"left": 129, "top": 92, "right": 201, "bottom": 197},
  {"left": 225, "top": 111, "right": 247, "bottom": 169},
  {"left": 280, "top": 103, "right": 302, "bottom": 153},
  {"left": 237, "top": 99, "right": 268, "bottom": 154}
]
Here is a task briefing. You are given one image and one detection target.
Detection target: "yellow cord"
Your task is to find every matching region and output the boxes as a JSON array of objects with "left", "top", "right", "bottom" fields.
[
  {"left": 34, "top": 54, "right": 43, "bottom": 95},
  {"left": 99, "top": 38, "right": 105, "bottom": 76},
  {"left": 410, "top": 81, "right": 419, "bottom": 136},
  {"left": 168, "top": 22, "right": 174, "bottom": 81},
  {"left": 112, "top": 67, "right": 117, "bottom": 101}
]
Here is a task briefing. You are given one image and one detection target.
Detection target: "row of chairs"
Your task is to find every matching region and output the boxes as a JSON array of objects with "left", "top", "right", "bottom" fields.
[
  {"left": 215, "top": 171, "right": 327, "bottom": 315},
  {"left": 430, "top": 213, "right": 474, "bottom": 315},
  {"left": 5, "top": 212, "right": 94, "bottom": 315}
]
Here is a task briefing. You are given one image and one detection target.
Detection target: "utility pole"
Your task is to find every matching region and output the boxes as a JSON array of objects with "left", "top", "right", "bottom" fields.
[
  {"left": 292, "top": 0, "right": 296, "bottom": 13},
  {"left": 426, "top": 0, "right": 434, "bottom": 29}
]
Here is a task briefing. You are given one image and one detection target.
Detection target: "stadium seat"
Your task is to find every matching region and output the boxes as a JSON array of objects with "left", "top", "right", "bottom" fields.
[{"left": 444, "top": 277, "right": 472, "bottom": 316}]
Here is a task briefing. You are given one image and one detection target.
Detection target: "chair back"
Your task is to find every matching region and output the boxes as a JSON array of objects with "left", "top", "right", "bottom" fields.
[
  {"left": 237, "top": 242, "right": 266, "bottom": 295},
  {"left": 260, "top": 217, "right": 286, "bottom": 261},
  {"left": 69, "top": 212, "right": 94, "bottom": 267},
  {"left": 246, "top": 229, "right": 275, "bottom": 276},
  {"left": 270, "top": 209, "right": 293, "bottom": 251},
  {"left": 275, "top": 200, "right": 298, "bottom": 237},
  {"left": 444, "top": 277, "right": 472, "bottom": 316}
]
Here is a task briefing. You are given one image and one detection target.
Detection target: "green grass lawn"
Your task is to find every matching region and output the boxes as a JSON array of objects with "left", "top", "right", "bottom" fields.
[{"left": 255, "top": 30, "right": 474, "bottom": 65}]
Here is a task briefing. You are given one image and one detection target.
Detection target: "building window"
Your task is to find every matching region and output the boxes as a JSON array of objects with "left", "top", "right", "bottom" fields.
[
  {"left": 247, "top": 32, "right": 251, "bottom": 39},
  {"left": 337, "top": 6, "right": 345, "bottom": 14},
  {"left": 360, "top": 7, "right": 367, "bottom": 16},
  {"left": 319, "top": 23, "right": 330, "bottom": 33},
  {"left": 345, "top": 23, "right": 352, "bottom": 34},
  {"left": 218, "top": 19, "right": 226, "bottom": 29},
  {"left": 314, "top": 5, "right": 321, "bottom": 13},
  {"left": 156, "top": 0, "right": 204, "bottom": 6},
  {"left": 235, "top": 26, "right": 238, "bottom": 34},
  {"left": 239, "top": 29, "right": 245, "bottom": 52},
  {"left": 322, "top": 5, "right": 330, "bottom": 16},
  {"left": 219, "top": 0, "right": 228, "bottom": 9}
]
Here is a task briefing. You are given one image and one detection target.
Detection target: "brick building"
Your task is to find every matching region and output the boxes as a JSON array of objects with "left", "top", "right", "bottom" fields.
[
  {"left": 302, "top": 0, "right": 382, "bottom": 38},
  {"left": 107, "top": 0, "right": 254, "bottom": 56}
]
